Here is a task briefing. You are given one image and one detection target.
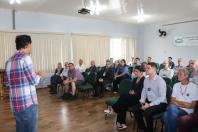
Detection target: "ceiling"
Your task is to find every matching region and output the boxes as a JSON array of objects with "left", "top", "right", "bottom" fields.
[{"left": 0, "top": 0, "right": 198, "bottom": 24}]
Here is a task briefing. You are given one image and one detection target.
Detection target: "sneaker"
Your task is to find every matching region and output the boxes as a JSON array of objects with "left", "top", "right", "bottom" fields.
[
  {"left": 104, "top": 109, "right": 113, "bottom": 114},
  {"left": 118, "top": 124, "right": 127, "bottom": 130}
]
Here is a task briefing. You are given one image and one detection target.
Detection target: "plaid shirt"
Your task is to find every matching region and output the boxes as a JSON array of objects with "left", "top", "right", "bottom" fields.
[{"left": 4, "top": 51, "right": 40, "bottom": 112}]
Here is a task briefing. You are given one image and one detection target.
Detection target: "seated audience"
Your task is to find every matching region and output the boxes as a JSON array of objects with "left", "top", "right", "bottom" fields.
[
  {"left": 163, "top": 68, "right": 198, "bottom": 132},
  {"left": 178, "top": 101, "right": 198, "bottom": 132},
  {"left": 63, "top": 63, "right": 85, "bottom": 99},
  {"left": 173, "top": 58, "right": 184, "bottom": 76},
  {"left": 49, "top": 62, "right": 64, "bottom": 94},
  {"left": 112, "top": 66, "right": 145, "bottom": 130},
  {"left": 159, "top": 60, "right": 174, "bottom": 79},
  {"left": 94, "top": 60, "right": 114, "bottom": 97},
  {"left": 113, "top": 59, "right": 129, "bottom": 92},
  {"left": 133, "top": 62, "right": 167, "bottom": 132},
  {"left": 188, "top": 59, "right": 198, "bottom": 85},
  {"left": 168, "top": 56, "right": 175, "bottom": 69},
  {"left": 86, "top": 60, "right": 97, "bottom": 73},
  {"left": 75, "top": 59, "right": 86, "bottom": 73}
]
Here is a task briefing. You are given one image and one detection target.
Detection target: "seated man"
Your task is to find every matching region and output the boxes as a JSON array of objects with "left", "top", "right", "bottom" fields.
[
  {"left": 159, "top": 60, "right": 174, "bottom": 79},
  {"left": 94, "top": 60, "right": 114, "bottom": 97},
  {"left": 133, "top": 62, "right": 167, "bottom": 132},
  {"left": 163, "top": 68, "right": 198, "bottom": 132},
  {"left": 75, "top": 59, "right": 86, "bottom": 73},
  {"left": 188, "top": 59, "right": 198, "bottom": 85},
  {"left": 86, "top": 60, "right": 97, "bottom": 73},
  {"left": 49, "top": 62, "right": 63, "bottom": 94},
  {"left": 173, "top": 58, "right": 184, "bottom": 76},
  {"left": 178, "top": 101, "right": 198, "bottom": 132},
  {"left": 168, "top": 56, "right": 175, "bottom": 69},
  {"left": 60, "top": 62, "right": 69, "bottom": 80},
  {"left": 63, "top": 63, "right": 85, "bottom": 99},
  {"left": 113, "top": 59, "right": 129, "bottom": 93}
]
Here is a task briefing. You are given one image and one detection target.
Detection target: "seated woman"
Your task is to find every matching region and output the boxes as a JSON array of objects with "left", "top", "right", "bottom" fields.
[
  {"left": 163, "top": 68, "right": 198, "bottom": 132},
  {"left": 113, "top": 59, "right": 129, "bottom": 93},
  {"left": 178, "top": 101, "right": 198, "bottom": 132},
  {"left": 112, "top": 66, "right": 145, "bottom": 130},
  {"left": 49, "top": 62, "right": 63, "bottom": 94}
]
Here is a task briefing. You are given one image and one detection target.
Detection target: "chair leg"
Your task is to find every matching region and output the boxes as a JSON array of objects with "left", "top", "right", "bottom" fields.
[{"left": 154, "top": 120, "right": 157, "bottom": 132}]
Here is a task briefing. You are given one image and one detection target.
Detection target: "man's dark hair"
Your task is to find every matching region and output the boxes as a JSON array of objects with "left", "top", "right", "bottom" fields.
[
  {"left": 15, "top": 35, "right": 32, "bottom": 50},
  {"left": 68, "top": 63, "right": 74, "bottom": 66},
  {"left": 168, "top": 57, "right": 172, "bottom": 60},
  {"left": 135, "top": 57, "right": 140, "bottom": 61},
  {"left": 134, "top": 65, "right": 144, "bottom": 72},
  {"left": 147, "top": 62, "right": 157, "bottom": 70}
]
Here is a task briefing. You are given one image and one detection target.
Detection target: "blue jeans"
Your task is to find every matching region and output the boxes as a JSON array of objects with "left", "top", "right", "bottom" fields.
[
  {"left": 14, "top": 104, "right": 38, "bottom": 132},
  {"left": 163, "top": 104, "right": 187, "bottom": 132}
]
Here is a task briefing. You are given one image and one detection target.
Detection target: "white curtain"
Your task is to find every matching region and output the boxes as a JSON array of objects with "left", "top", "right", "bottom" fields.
[
  {"left": 0, "top": 31, "right": 71, "bottom": 73},
  {"left": 0, "top": 31, "right": 136, "bottom": 72},
  {"left": 71, "top": 34, "right": 110, "bottom": 67},
  {"left": 110, "top": 37, "right": 136, "bottom": 62}
]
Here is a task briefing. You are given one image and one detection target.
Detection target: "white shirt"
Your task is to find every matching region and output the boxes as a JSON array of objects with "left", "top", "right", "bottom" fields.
[
  {"left": 140, "top": 75, "right": 167, "bottom": 106},
  {"left": 159, "top": 68, "right": 174, "bottom": 79},
  {"left": 172, "top": 82, "right": 198, "bottom": 114},
  {"left": 61, "top": 68, "right": 68, "bottom": 77},
  {"left": 75, "top": 64, "right": 86, "bottom": 73}
]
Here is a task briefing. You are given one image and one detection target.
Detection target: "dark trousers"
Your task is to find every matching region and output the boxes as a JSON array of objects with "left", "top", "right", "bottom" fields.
[
  {"left": 112, "top": 94, "right": 139, "bottom": 124},
  {"left": 94, "top": 80, "right": 111, "bottom": 97},
  {"left": 133, "top": 103, "right": 167, "bottom": 132},
  {"left": 178, "top": 113, "right": 198, "bottom": 132},
  {"left": 50, "top": 75, "right": 65, "bottom": 92}
]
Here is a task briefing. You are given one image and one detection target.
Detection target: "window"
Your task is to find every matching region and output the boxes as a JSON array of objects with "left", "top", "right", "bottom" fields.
[{"left": 110, "top": 38, "right": 122, "bottom": 60}]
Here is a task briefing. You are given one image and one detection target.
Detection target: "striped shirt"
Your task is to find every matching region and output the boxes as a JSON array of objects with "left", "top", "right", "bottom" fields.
[{"left": 4, "top": 51, "right": 40, "bottom": 112}]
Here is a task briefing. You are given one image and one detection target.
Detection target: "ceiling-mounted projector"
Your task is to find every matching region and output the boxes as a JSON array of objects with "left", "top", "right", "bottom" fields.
[{"left": 78, "top": 8, "right": 90, "bottom": 14}]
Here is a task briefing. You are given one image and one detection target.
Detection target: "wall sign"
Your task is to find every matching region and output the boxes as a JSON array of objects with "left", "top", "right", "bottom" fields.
[{"left": 174, "top": 36, "right": 198, "bottom": 46}]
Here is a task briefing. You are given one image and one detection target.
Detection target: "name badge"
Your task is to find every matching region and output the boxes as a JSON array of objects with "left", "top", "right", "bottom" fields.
[{"left": 103, "top": 72, "right": 106, "bottom": 76}]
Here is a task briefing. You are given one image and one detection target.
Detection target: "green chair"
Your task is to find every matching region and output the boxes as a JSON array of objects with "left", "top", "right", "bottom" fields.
[
  {"left": 155, "top": 63, "right": 160, "bottom": 73},
  {"left": 172, "top": 76, "right": 180, "bottom": 87},
  {"left": 159, "top": 63, "right": 164, "bottom": 71},
  {"left": 105, "top": 79, "right": 132, "bottom": 119},
  {"left": 78, "top": 72, "right": 97, "bottom": 97},
  {"left": 163, "top": 77, "right": 172, "bottom": 88},
  {"left": 128, "top": 66, "right": 133, "bottom": 74},
  {"left": 153, "top": 85, "right": 172, "bottom": 132},
  {"left": 192, "top": 128, "right": 198, "bottom": 132}
]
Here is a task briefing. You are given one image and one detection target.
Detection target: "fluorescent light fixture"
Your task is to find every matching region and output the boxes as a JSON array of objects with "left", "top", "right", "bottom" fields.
[{"left": 9, "top": 0, "right": 21, "bottom": 4}]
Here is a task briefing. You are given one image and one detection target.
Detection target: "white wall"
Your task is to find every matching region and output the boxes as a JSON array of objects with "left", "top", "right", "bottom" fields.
[
  {"left": 0, "top": 9, "right": 139, "bottom": 38},
  {"left": 140, "top": 22, "right": 198, "bottom": 65}
]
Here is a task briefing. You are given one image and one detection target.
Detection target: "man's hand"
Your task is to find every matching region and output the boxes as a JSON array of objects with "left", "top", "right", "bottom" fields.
[
  {"left": 36, "top": 71, "right": 44, "bottom": 77},
  {"left": 141, "top": 103, "right": 150, "bottom": 110}
]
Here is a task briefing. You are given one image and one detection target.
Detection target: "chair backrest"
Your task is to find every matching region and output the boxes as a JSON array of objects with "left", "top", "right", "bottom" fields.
[
  {"left": 159, "top": 63, "right": 164, "bottom": 71},
  {"left": 166, "top": 85, "right": 173, "bottom": 103},
  {"left": 163, "top": 77, "right": 172, "bottom": 87},
  {"left": 128, "top": 66, "right": 133, "bottom": 74},
  {"left": 88, "top": 72, "right": 97, "bottom": 86},
  {"left": 82, "top": 72, "right": 89, "bottom": 82},
  {"left": 118, "top": 79, "right": 133, "bottom": 95},
  {"left": 172, "top": 76, "right": 180, "bottom": 87}
]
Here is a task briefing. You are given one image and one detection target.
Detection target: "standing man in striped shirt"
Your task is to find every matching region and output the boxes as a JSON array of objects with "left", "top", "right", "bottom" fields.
[{"left": 4, "top": 35, "right": 43, "bottom": 132}]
